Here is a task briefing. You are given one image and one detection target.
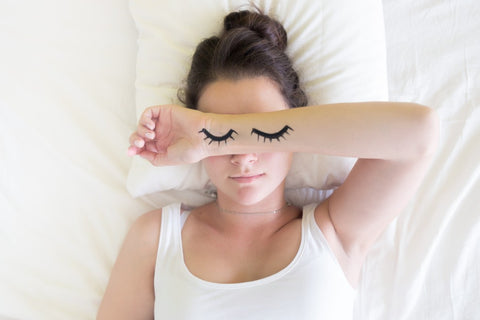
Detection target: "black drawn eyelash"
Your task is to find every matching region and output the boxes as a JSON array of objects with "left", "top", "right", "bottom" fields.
[
  {"left": 198, "top": 128, "right": 238, "bottom": 145},
  {"left": 251, "top": 125, "right": 294, "bottom": 142}
]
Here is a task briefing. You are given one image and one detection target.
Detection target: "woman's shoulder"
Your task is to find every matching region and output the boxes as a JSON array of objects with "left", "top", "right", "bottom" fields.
[
  {"left": 126, "top": 209, "right": 164, "bottom": 255},
  {"left": 128, "top": 202, "right": 185, "bottom": 249},
  {"left": 131, "top": 202, "right": 184, "bottom": 232},
  {"left": 135, "top": 208, "right": 163, "bottom": 227}
]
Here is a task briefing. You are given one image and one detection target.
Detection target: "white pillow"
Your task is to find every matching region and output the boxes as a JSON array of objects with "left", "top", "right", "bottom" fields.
[{"left": 127, "top": 0, "right": 388, "bottom": 207}]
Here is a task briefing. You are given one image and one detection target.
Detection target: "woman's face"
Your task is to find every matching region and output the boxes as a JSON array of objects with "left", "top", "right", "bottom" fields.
[{"left": 197, "top": 77, "right": 293, "bottom": 206}]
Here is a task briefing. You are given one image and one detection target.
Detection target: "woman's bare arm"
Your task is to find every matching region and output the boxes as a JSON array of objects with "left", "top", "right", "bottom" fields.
[
  {"left": 129, "top": 102, "right": 439, "bottom": 285},
  {"left": 206, "top": 102, "right": 438, "bottom": 160},
  {"left": 97, "top": 210, "right": 162, "bottom": 320}
]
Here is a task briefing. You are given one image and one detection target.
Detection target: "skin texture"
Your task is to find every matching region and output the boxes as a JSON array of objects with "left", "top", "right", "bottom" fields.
[{"left": 99, "top": 77, "right": 439, "bottom": 319}]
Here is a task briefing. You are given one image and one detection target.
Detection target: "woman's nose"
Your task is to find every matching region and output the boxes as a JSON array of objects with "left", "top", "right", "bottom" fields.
[{"left": 230, "top": 153, "right": 258, "bottom": 165}]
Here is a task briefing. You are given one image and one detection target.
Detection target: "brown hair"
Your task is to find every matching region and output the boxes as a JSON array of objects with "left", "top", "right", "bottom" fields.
[{"left": 179, "top": 10, "right": 308, "bottom": 109}]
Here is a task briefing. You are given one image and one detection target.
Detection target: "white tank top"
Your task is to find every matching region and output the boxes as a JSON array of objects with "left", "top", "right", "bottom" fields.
[{"left": 154, "top": 203, "right": 356, "bottom": 320}]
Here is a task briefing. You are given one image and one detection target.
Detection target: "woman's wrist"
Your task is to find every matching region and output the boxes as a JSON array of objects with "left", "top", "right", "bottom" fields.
[{"left": 200, "top": 112, "right": 241, "bottom": 157}]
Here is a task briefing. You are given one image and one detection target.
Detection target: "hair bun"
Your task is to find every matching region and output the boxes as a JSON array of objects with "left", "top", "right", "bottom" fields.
[{"left": 224, "top": 10, "right": 287, "bottom": 51}]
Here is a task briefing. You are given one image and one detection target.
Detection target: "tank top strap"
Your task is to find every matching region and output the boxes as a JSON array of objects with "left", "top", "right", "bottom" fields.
[
  {"left": 301, "top": 202, "right": 319, "bottom": 236},
  {"left": 302, "top": 203, "right": 353, "bottom": 289},
  {"left": 180, "top": 210, "right": 191, "bottom": 228},
  {"left": 302, "top": 202, "right": 335, "bottom": 253},
  {"left": 156, "top": 202, "right": 183, "bottom": 257}
]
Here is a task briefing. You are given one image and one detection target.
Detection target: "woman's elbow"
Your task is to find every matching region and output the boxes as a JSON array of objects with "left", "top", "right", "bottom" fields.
[{"left": 414, "top": 105, "right": 440, "bottom": 158}]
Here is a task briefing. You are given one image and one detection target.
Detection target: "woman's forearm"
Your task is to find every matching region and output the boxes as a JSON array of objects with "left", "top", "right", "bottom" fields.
[{"left": 204, "top": 102, "right": 439, "bottom": 160}]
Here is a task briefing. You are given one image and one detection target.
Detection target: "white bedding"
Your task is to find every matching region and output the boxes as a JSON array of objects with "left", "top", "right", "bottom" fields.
[
  {"left": 358, "top": 2, "right": 480, "bottom": 319},
  {"left": 0, "top": 1, "right": 479, "bottom": 319}
]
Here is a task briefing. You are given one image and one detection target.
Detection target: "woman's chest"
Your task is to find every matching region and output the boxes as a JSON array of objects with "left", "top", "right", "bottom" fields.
[{"left": 181, "top": 219, "right": 302, "bottom": 284}]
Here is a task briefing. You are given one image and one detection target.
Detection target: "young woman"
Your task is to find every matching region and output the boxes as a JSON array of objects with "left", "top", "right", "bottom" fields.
[{"left": 97, "top": 10, "right": 439, "bottom": 320}]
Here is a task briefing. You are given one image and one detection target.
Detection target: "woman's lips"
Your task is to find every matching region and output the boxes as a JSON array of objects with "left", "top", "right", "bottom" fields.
[{"left": 229, "top": 173, "right": 265, "bottom": 183}]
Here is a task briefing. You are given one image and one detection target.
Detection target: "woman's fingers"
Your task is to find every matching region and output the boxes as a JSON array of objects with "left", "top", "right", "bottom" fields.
[
  {"left": 136, "top": 124, "right": 156, "bottom": 141},
  {"left": 128, "top": 105, "right": 183, "bottom": 164},
  {"left": 129, "top": 133, "right": 145, "bottom": 148},
  {"left": 128, "top": 132, "right": 147, "bottom": 157},
  {"left": 128, "top": 122, "right": 157, "bottom": 149},
  {"left": 128, "top": 130, "right": 162, "bottom": 157},
  {"left": 127, "top": 145, "right": 139, "bottom": 156},
  {"left": 140, "top": 106, "right": 160, "bottom": 130},
  {"left": 137, "top": 149, "right": 173, "bottom": 166}
]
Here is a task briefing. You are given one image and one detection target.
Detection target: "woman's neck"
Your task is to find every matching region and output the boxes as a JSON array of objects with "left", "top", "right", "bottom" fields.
[
  {"left": 206, "top": 193, "right": 298, "bottom": 238},
  {"left": 215, "top": 200, "right": 290, "bottom": 215}
]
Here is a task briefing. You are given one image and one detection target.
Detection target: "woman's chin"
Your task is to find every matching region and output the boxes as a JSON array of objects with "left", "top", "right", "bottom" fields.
[{"left": 222, "top": 187, "right": 282, "bottom": 207}]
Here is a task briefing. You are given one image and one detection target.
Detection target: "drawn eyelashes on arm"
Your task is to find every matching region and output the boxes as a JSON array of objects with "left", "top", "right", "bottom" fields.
[
  {"left": 199, "top": 128, "right": 238, "bottom": 145},
  {"left": 198, "top": 125, "right": 293, "bottom": 145},
  {"left": 251, "top": 125, "right": 294, "bottom": 142}
]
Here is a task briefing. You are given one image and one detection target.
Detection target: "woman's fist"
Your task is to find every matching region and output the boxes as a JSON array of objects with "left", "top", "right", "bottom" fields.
[{"left": 128, "top": 105, "right": 208, "bottom": 166}]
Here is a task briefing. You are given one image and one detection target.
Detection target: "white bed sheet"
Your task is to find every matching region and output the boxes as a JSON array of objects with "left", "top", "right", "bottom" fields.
[
  {"left": 358, "top": 1, "right": 480, "bottom": 319},
  {"left": 0, "top": 1, "right": 153, "bottom": 319},
  {"left": 0, "top": 0, "right": 479, "bottom": 319}
]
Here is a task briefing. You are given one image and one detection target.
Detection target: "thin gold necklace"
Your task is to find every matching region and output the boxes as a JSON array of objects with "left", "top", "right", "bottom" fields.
[{"left": 215, "top": 201, "right": 290, "bottom": 215}]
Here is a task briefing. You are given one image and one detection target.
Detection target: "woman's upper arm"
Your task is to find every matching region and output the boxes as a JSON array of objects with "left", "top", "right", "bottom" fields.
[
  {"left": 326, "top": 156, "right": 435, "bottom": 255},
  {"left": 313, "top": 106, "right": 439, "bottom": 286},
  {"left": 97, "top": 209, "right": 163, "bottom": 320}
]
